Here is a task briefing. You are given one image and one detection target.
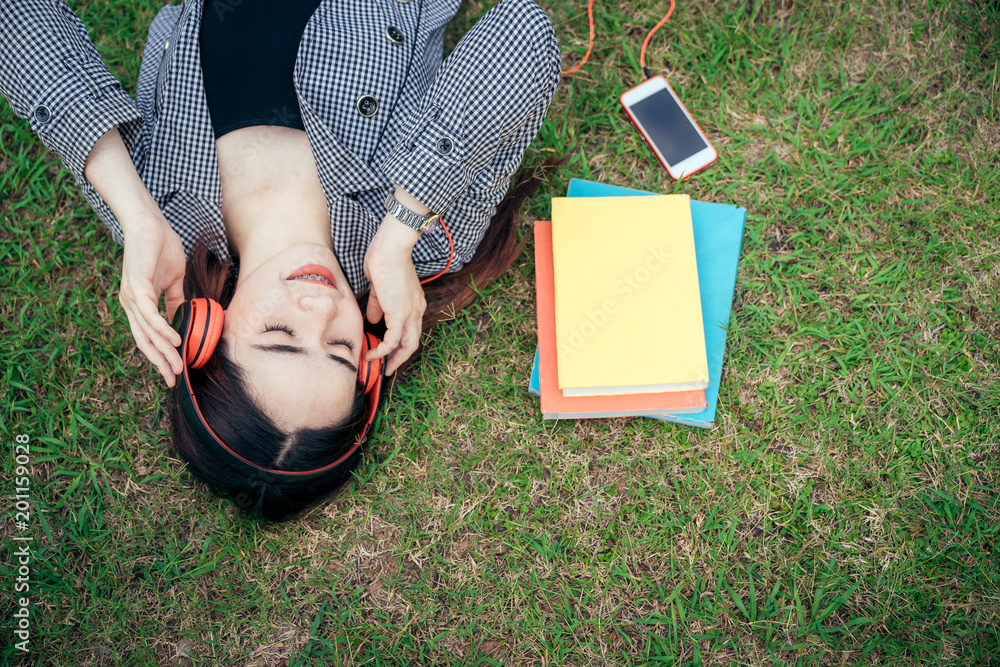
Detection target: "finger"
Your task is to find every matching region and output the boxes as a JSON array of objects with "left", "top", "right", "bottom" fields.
[
  {"left": 126, "top": 308, "right": 182, "bottom": 382},
  {"left": 125, "top": 310, "right": 177, "bottom": 387},
  {"left": 385, "top": 349, "right": 401, "bottom": 377},
  {"left": 386, "top": 322, "right": 421, "bottom": 376},
  {"left": 366, "top": 291, "right": 384, "bottom": 324},
  {"left": 385, "top": 344, "right": 413, "bottom": 377},
  {"left": 135, "top": 310, "right": 183, "bottom": 376},
  {"left": 164, "top": 276, "right": 185, "bottom": 323},
  {"left": 135, "top": 290, "right": 182, "bottom": 347},
  {"left": 134, "top": 295, "right": 183, "bottom": 370},
  {"left": 386, "top": 347, "right": 405, "bottom": 376},
  {"left": 367, "top": 324, "right": 402, "bottom": 361}
]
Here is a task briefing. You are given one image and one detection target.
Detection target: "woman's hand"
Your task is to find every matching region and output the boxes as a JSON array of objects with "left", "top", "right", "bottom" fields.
[
  {"left": 363, "top": 203, "right": 426, "bottom": 376},
  {"left": 84, "top": 127, "right": 187, "bottom": 387},
  {"left": 120, "top": 214, "right": 186, "bottom": 387}
]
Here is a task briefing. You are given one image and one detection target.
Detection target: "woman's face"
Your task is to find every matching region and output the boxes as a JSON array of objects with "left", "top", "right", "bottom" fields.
[{"left": 224, "top": 243, "right": 364, "bottom": 431}]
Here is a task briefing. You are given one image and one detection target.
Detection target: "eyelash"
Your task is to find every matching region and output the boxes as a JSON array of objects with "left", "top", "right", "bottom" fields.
[{"left": 263, "top": 325, "right": 352, "bottom": 352}]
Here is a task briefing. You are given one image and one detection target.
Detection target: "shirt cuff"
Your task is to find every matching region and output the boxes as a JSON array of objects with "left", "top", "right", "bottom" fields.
[
  {"left": 378, "top": 104, "right": 469, "bottom": 216},
  {"left": 27, "top": 56, "right": 143, "bottom": 184}
]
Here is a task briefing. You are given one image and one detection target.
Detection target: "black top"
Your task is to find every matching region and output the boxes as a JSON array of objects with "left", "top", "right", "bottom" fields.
[{"left": 200, "top": 0, "right": 324, "bottom": 139}]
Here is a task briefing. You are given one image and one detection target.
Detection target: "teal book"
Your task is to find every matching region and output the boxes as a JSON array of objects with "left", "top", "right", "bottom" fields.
[
  {"left": 529, "top": 348, "right": 540, "bottom": 397},
  {"left": 529, "top": 178, "right": 745, "bottom": 428}
]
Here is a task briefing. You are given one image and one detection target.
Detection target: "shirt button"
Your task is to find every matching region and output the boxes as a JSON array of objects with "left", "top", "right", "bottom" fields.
[
  {"left": 163, "top": 39, "right": 169, "bottom": 52},
  {"left": 356, "top": 95, "right": 379, "bottom": 118},
  {"left": 435, "top": 137, "right": 454, "bottom": 156},
  {"left": 33, "top": 105, "right": 51, "bottom": 124},
  {"left": 386, "top": 26, "right": 404, "bottom": 45},
  {"left": 395, "top": 0, "right": 410, "bottom": 3}
]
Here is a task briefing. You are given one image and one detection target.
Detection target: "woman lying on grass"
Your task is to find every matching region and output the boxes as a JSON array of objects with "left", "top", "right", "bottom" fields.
[{"left": 0, "top": 0, "right": 560, "bottom": 521}]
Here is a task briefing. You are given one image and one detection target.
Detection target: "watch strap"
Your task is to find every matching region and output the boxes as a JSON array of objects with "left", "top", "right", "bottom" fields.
[{"left": 384, "top": 192, "right": 440, "bottom": 232}]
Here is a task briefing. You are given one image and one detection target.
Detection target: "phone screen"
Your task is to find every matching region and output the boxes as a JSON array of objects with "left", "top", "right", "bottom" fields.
[{"left": 630, "top": 89, "right": 708, "bottom": 166}]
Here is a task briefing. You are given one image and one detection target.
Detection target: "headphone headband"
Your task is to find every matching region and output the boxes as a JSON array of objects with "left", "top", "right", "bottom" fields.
[{"left": 172, "top": 299, "right": 385, "bottom": 485}]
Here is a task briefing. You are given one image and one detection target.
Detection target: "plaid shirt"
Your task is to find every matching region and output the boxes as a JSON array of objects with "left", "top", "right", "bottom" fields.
[{"left": 0, "top": 0, "right": 560, "bottom": 292}]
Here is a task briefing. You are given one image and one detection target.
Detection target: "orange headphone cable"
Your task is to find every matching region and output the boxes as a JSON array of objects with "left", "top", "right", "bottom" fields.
[
  {"left": 560, "top": 0, "right": 675, "bottom": 77},
  {"left": 418, "top": 216, "right": 455, "bottom": 285},
  {"left": 640, "top": 0, "right": 675, "bottom": 74},
  {"left": 560, "top": 0, "right": 595, "bottom": 75}
]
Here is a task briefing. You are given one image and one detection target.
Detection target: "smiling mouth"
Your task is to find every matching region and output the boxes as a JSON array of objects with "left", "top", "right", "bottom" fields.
[
  {"left": 290, "top": 273, "right": 334, "bottom": 287},
  {"left": 287, "top": 264, "right": 337, "bottom": 288}
]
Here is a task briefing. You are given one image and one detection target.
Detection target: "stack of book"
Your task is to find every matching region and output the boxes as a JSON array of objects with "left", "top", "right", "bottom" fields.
[{"left": 529, "top": 179, "right": 746, "bottom": 428}]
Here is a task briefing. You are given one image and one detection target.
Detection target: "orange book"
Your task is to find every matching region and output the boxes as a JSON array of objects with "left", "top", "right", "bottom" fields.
[{"left": 534, "top": 220, "right": 707, "bottom": 419}]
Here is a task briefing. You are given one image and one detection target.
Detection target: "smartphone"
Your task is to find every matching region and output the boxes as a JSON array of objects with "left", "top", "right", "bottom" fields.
[{"left": 619, "top": 75, "right": 718, "bottom": 181}]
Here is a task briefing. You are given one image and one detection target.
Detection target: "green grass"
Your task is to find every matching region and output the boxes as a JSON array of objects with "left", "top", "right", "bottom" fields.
[{"left": 2, "top": 0, "right": 999, "bottom": 664}]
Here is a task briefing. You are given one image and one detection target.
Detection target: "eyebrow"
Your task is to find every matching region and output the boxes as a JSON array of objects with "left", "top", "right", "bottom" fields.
[{"left": 250, "top": 344, "right": 358, "bottom": 374}]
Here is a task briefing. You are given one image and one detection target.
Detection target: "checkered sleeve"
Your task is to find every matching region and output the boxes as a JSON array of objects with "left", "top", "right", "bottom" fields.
[
  {"left": 379, "top": 0, "right": 560, "bottom": 234},
  {"left": 0, "top": 0, "right": 143, "bottom": 184}
]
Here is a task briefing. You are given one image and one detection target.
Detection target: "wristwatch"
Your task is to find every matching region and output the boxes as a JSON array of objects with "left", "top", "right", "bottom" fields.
[{"left": 384, "top": 191, "right": 440, "bottom": 233}]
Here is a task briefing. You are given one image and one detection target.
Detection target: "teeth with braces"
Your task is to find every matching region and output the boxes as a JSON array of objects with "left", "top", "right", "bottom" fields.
[{"left": 290, "top": 274, "right": 333, "bottom": 286}]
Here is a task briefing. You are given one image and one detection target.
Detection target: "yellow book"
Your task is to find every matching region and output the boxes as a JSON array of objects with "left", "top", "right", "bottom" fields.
[{"left": 550, "top": 195, "right": 708, "bottom": 396}]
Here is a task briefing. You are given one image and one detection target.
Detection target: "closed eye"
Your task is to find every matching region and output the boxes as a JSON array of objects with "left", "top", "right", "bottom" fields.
[
  {"left": 260, "top": 325, "right": 356, "bottom": 370},
  {"left": 329, "top": 337, "right": 355, "bottom": 353},
  {"left": 265, "top": 326, "right": 352, "bottom": 353},
  {"left": 250, "top": 343, "right": 358, "bottom": 374}
]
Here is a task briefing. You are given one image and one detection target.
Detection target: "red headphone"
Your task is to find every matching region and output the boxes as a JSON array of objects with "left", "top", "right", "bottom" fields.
[{"left": 172, "top": 297, "right": 385, "bottom": 484}]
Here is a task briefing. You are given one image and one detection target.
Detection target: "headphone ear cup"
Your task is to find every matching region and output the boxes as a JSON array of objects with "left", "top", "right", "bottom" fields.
[
  {"left": 358, "top": 332, "right": 383, "bottom": 394},
  {"left": 186, "top": 298, "right": 225, "bottom": 369}
]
